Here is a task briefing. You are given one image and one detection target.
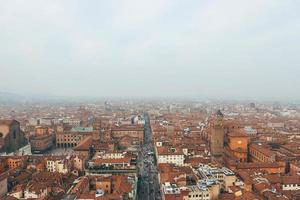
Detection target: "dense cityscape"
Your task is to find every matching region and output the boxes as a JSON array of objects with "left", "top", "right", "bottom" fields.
[
  {"left": 1, "top": 0, "right": 300, "bottom": 199},
  {"left": 0, "top": 100, "right": 300, "bottom": 199}
]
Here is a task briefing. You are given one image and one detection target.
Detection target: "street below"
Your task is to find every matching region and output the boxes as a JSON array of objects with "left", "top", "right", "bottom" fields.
[{"left": 137, "top": 113, "right": 161, "bottom": 200}]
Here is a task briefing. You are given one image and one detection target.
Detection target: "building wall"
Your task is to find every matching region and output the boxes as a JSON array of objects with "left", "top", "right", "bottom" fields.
[
  {"left": 57, "top": 162, "right": 68, "bottom": 174},
  {"left": 228, "top": 137, "right": 248, "bottom": 152},
  {"left": 47, "top": 160, "right": 68, "bottom": 174},
  {"left": 210, "top": 125, "right": 224, "bottom": 156},
  {"left": 0, "top": 126, "right": 9, "bottom": 137},
  {"left": 112, "top": 130, "right": 144, "bottom": 142},
  {"left": 282, "top": 183, "right": 300, "bottom": 191},
  {"left": 73, "top": 156, "right": 85, "bottom": 171},
  {"left": 7, "top": 158, "right": 23, "bottom": 169},
  {"left": 223, "top": 175, "right": 237, "bottom": 192},
  {"left": 24, "top": 191, "right": 38, "bottom": 199},
  {"left": 35, "top": 127, "right": 48, "bottom": 136},
  {"left": 249, "top": 144, "right": 275, "bottom": 163},
  {"left": 227, "top": 136, "right": 248, "bottom": 162},
  {"left": 56, "top": 132, "right": 90, "bottom": 148},
  {"left": 74, "top": 150, "right": 89, "bottom": 157},
  {"left": 0, "top": 176, "right": 7, "bottom": 197},
  {"left": 30, "top": 134, "right": 54, "bottom": 152},
  {"left": 25, "top": 189, "right": 47, "bottom": 199},
  {"left": 96, "top": 181, "right": 111, "bottom": 193},
  {"left": 209, "top": 184, "right": 220, "bottom": 200},
  {"left": 63, "top": 119, "right": 81, "bottom": 126},
  {"left": 0, "top": 121, "right": 26, "bottom": 153},
  {"left": 187, "top": 189, "right": 210, "bottom": 200},
  {"left": 102, "top": 153, "right": 124, "bottom": 159},
  {"left": 290, "top": 163, "right": 300, "bottom": 175},
  {"left": 157, "top": 155, "right": 184, "bottom": 166}
]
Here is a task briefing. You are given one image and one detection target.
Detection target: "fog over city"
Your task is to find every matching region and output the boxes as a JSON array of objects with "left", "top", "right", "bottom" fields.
[{"left": 1, "top": 0, "right": 300, "bottom": 100}]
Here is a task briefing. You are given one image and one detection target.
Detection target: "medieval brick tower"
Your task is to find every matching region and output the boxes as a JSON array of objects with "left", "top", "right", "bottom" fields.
[{"left": 210, "top": 110, "right": 225, "bottom": 156}]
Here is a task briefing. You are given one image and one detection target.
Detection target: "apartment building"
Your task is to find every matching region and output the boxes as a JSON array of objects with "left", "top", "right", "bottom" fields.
[
  {"left": 157, "top": 146, "right": 185, "bottom": 166},
  {"left": 46, "top": 158, "right": 69, "bottom": 174}
]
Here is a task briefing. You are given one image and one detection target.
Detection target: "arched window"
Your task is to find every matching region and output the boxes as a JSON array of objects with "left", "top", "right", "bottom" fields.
[{"left": 13, "top": 129, "right": 16, "bottom": 139}]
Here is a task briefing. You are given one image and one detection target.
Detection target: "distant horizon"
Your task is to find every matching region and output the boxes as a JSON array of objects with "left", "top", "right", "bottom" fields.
[{"left": 1, "top": 91, "right": 300, "bottom": 104}]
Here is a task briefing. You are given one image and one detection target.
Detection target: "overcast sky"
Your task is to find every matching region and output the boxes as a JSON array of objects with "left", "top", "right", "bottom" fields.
[{"left": 0, "top": 0, "right": 300, "bottom": 100}]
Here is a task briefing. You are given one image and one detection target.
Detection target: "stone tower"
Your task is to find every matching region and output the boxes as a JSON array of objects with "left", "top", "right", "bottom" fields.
[{"left": 210, "top": 110, "right": 225, "bottom": 156}]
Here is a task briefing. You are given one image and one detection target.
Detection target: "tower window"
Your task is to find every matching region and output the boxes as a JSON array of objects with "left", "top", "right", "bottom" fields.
[{"left": 13, "top": 130, "right": 16, "bottom": 139}]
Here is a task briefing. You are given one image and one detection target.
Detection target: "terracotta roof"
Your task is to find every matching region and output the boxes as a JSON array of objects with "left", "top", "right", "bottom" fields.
[
  {"left": 220, "top": 191, "right": 262, "bottom": 200},
  {"left": 228, "top": 129, "right": 249, "bottom": 137},
  {"left": 237, "top": 162, "right": 285, "bottom": 170},
  {"left": 157, "top": 146, "right": 184, "bottom": 155},
  {"left": 185, "top": 157, "right": 210, "bottom": 167},
  {"left": 73, "top": 136, "right": 93, "bottom": 151},
  {"left": 253, "top": 182, "right": 270, "bottom": 193},
  {"left": 266, "top": 175, "right": 300, "bottom": 185},
  {"left": 79, "top": 193, "right": 122, "bottom": 200},
  {"left": 2, "top": 196, "right": 19, "bottom": 200}
]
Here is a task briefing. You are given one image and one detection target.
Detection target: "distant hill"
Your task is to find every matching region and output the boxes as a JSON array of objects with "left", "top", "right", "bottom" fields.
[{"left": 0, "top": 92, "right": 94, "bottom": 104}]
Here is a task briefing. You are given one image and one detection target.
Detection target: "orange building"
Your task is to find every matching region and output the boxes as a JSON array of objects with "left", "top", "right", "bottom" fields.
[
  {"left": 226, "top": 130, "right": 249, "bottom": 162},
  {"left": 7, "top": 157, "right": 24, "bottom": 169},
  {"left": 95, "top": 177, "right": 112, "bottom": 193}
]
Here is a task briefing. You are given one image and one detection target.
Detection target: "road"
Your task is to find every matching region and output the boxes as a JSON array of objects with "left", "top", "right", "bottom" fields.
[{"left": 137, "top": 113, "right": 161, "bottom": 200}]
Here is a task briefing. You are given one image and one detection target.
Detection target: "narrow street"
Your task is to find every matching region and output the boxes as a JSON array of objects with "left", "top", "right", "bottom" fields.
[{"left": 137, "top": 113, "right": 161, "bottom": 200}]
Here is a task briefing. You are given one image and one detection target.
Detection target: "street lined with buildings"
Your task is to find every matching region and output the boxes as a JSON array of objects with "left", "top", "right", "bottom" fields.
[{"left": 137, "top": 113, "right": 161, "bottom": 200}]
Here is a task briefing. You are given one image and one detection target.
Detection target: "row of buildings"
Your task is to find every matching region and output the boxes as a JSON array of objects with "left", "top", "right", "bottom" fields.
[{"left": 0, "top": 106, "right": 146, "bottom": 199}]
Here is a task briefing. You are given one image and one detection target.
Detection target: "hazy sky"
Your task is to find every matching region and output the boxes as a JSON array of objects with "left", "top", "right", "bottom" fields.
[{"left": 1, "top": 0, "right": 300, "bottom": 100}]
